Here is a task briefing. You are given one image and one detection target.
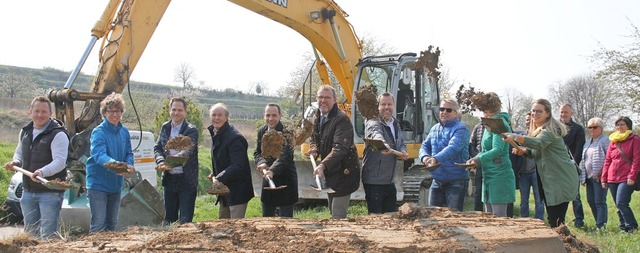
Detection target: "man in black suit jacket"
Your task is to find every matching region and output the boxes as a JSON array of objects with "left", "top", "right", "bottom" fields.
[
  {"left": 207, "top": 103, "right": 254, "bottom": 219},
  {"left": 154, "top": 98, "right": 199, "bottom": 224}
]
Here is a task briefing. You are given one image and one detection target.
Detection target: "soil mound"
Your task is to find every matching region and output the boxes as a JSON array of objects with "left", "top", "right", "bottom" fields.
[{"left": 14, "top": 204, "right": 598, "bottom": 253}]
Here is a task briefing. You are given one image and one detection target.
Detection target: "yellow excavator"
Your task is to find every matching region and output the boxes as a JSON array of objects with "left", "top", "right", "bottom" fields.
[{"left": 48, "top": 0, "right": 441, "bottom": 230}]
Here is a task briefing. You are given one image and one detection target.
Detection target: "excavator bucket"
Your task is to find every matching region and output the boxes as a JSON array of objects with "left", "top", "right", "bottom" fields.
[{"left": 117, "top": 179, "right": 165, "bottom": 230}]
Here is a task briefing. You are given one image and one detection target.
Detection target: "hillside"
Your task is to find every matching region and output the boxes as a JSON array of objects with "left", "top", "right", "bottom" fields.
[{"left": 0, "top": 65, "right": 298, "bottom": 141}]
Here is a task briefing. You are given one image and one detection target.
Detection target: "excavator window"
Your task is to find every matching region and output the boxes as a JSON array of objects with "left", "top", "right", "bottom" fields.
[{"left": 354, "top": 64, "right": 394, "bottom": 137}]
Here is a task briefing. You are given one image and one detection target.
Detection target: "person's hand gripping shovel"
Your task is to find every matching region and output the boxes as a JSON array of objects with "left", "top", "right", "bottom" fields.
[
  {"left": 8, "top": 165, "right": 77, "bottom": 190},
  {"left": 309, "top": 154, "right": 335, "bottom": 194},
  {"left": 262, "top": 169, "right": 286, "bottom": 190}
]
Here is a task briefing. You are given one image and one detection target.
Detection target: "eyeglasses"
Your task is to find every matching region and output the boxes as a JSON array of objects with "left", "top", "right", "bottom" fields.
[
  {"left": 530, "top": 109, "right": 544, "bottom": 114},
  {"left": 439, "top": 108, "right": 454, "bottom": 113},
  {"left": 106, "top": 110, "right": 123, "bottom": 115},
  {"left": 317, "top": 96, "right": 333, "bottom": 101},
  {"left": 587, "top": 126, "right": 600, "bottom": 129}
]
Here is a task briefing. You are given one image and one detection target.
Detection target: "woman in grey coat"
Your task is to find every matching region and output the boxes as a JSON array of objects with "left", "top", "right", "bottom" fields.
[{"left": 581, "top": 117, "right": 609, "bottom": 229}]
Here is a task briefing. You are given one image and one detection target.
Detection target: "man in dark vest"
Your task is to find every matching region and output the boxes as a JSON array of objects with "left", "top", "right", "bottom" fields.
[
  {"left": 4, "top": 96, "right": 69, "bottom": 239},
  {"left": 560, "top": 103, "right": 585, "bottom": 228}
]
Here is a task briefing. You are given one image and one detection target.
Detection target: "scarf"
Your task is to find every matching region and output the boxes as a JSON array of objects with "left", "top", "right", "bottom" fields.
[{"left": 609, "top": 130, "right": 632, "bottom": 143}]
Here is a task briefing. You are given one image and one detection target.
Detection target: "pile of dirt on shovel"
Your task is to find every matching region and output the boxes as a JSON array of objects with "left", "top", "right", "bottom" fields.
[{"left": 8, "top": 203, "right": 600, "bottom": 253}]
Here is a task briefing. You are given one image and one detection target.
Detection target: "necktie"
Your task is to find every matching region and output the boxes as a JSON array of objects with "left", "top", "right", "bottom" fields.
[{"left": 320, "top": 116, "right": 327, "bottom": 127}]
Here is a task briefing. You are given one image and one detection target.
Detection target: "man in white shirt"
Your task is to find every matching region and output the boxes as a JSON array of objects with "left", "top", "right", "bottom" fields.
[{"left": 4, "top": 96, "right": 69, "bottom": 239}]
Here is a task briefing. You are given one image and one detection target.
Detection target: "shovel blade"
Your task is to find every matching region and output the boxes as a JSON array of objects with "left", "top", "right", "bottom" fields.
[
  {"left": 481, "top": 117, "right": 509, "bottom": 137},
  {"left": 117, "top": 179, "right": 165, "bottom": 230},
  {"left": 310, "top": 184, "right": 336, "bottom": 194}
]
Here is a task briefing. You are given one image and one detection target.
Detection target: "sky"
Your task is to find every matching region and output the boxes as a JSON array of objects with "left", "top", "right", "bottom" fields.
[{"left": 1, "top": 0, "right": 638, "bottom": 99}]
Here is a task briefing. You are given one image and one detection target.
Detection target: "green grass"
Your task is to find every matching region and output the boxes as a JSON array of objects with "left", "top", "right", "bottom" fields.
[
  {"left": 193, "top": 197, "right": 368, "bottom": 221},
  {"left": 0, "top": 143, "right": 18, "bottom": 203},
  {"left": 510, "top": 182, "right": 640, "bottom": 252},
  {"left": 551, "top": 185, "right": 640, "bottom": 252}
]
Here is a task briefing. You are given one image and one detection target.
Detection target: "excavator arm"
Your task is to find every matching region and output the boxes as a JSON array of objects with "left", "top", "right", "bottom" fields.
[
  {"left": 45, "top": 0, "right": 366, "bottom": 230},
  {"left": 228, "top": 0, "right": 362, "bottom": 102},
  {"left": 50, "top": 0, "right": 362, "bottom": 156}
]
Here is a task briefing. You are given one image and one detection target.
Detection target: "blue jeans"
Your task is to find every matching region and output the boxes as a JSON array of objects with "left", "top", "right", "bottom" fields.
[
  {"left": 88, "top": 189, "right": 122, "bottom": 233},
  {"left": 586, "top": 178, "right": 608, "bottom": 228},
  {"left": 608, "top": 182, "right": 638, "bottom": 232},
  {"left": 429, "top": 179, "right": 466, "bottom": 211},
  {"left": 163, "top": 174, "right": 197, "bottom": 223},
  {"left": 20, "top": 191, "right": 63, "bottom": 239},
  {"left": 571, "top": 191, "right": 584, "bottom": 227},
  {"left": 518, "top": 172, "right": 544, "bottom": 220},
  {"left": 363, "top": 183, "right": 398, "bottom": 214}
]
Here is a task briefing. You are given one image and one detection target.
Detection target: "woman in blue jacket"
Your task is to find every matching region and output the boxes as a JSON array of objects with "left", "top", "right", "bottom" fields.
[{"left": 86, "top": 92, "right": 135, "bottom": 233}]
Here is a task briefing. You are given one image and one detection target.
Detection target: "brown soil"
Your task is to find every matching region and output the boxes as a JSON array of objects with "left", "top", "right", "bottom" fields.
[
  {"left": 45, "top": 178, "right": 77, "bottom": 190},
  {"left": 355, "top": 84, "right": 379, "bottom": 120},
  {"left": 293, "top": 118, "right": 314, "bottom": 146},
  {"left": 103, "top": 161, "right": 129, "bottom": 174},
  {"left": 6, "top": 203, "right": 599, "bottom": 253},
  {"left": 261, "top": 129, "right": 285, "bottom": 158},
  {"left": 164, "top": 134, "right": 193, "bottom": 151},
  {"left": 207, "top": 180, "right": 230, "bottom": 196}
]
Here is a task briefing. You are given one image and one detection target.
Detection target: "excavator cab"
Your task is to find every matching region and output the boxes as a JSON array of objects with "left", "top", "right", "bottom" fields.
[{"left": 353, "top": 53, "right": 439, "bottom": 146}]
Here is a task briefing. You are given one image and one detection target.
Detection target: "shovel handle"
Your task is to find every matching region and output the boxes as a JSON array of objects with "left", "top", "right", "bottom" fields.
[
  {"left": 262, "top": 169, "right": 276, "bottom": 189},
  {"left": 309, "top": 154, "right": 318, "bottom": 168},
  {"left": 12, "top": 166, "right": 49, "bottom": 184},
  {"left": 388, "top": 148, "right": 404, "bottom": 156},
  {"left": 309, "top": 154, "right": 326, "bottom": 191},
  {"left": 498, "top": 133, "right": 526, "bottom": 153}
]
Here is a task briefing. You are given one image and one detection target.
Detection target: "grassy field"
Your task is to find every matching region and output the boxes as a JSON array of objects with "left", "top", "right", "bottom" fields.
[{"left": 1, "top": 141, "right": 640, "bottom": 251}]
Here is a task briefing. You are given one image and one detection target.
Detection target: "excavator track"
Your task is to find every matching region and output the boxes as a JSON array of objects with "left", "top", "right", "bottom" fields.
[{"left": 402, "top": 166, "right": 432, "bottom": 203}]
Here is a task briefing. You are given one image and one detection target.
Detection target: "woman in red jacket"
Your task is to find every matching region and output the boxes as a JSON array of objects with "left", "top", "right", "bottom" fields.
[{"left": 601, "top": 116, "right": 640, "bottom": 233}]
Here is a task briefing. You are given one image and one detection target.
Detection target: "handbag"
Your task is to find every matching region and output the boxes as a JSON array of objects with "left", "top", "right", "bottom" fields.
[{"left": 615, "top": 143, "right": 640, "bottom": 191}]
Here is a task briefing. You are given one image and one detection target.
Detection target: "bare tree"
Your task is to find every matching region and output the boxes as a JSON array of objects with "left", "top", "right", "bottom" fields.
[
  {"left": 0, "top": 73, "right": 37, "bottom": 98},
  {"left": 174, "top": 62, "right": 196, "bottom": 89},
  {"left": 500, "top": 88, "right": 533, "bottom": 131},
  {"left": 591, "top": 20, "right": 640, "bottom": 112},
  {"left": 437, "top": 65, "right": 456, "bottom": 97},
  {"left": 548, "top": 73, "right": 623, "bottom": 127}
]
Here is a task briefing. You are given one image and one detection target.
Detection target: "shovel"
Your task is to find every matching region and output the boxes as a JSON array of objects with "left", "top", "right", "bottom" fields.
[
  {"left": 262, "top": 169, "right": 286, "bottom": 190},
  {"left": 480, "top": 117, "right": 526, "bottom": 153},
  {"left": 363, "top": 138, "right": 404, "bottom": 156},
  {"left": 309, "top": 154, "right": 336, "bottom": 194},
  {"left": 11, "top": 165, "right": 78, "bottom": 190}
]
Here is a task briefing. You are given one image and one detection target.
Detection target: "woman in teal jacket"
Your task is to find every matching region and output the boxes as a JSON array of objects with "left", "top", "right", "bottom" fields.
[
  {"left": 86, "top": 92, "right": 135, "bottom": 233},
  {"left": 504, "top": 98, "right": 579, "bottom": 228},
  {"left": 468, "top": 92, "right": 515, "bottom": 217}
]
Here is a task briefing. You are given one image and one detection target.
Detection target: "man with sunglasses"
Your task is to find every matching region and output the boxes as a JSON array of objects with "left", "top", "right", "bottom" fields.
[
  {"left": 560, "top": 103, "right": 586, "bottom": 228},
  {"left": 419, "top": 99, "right": 469, "bottom": 211}
]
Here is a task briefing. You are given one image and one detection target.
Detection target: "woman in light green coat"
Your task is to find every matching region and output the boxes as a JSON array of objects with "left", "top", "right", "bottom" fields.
[
  {"left": 468, "top": 92, "right": 515, "bottom": 217},
  {"left": 504, "top": 98, "right": 579, "bottom": 228}
]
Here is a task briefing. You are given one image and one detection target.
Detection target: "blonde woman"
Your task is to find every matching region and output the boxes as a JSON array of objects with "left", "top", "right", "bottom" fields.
[{"left": 504, "top": 98, "right": 579, "bottom": 228}]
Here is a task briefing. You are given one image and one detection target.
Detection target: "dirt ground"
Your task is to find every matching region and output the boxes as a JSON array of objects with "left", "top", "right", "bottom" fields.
[{"left": 0, "top": 204, "right": 599, "bottom": 253}]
